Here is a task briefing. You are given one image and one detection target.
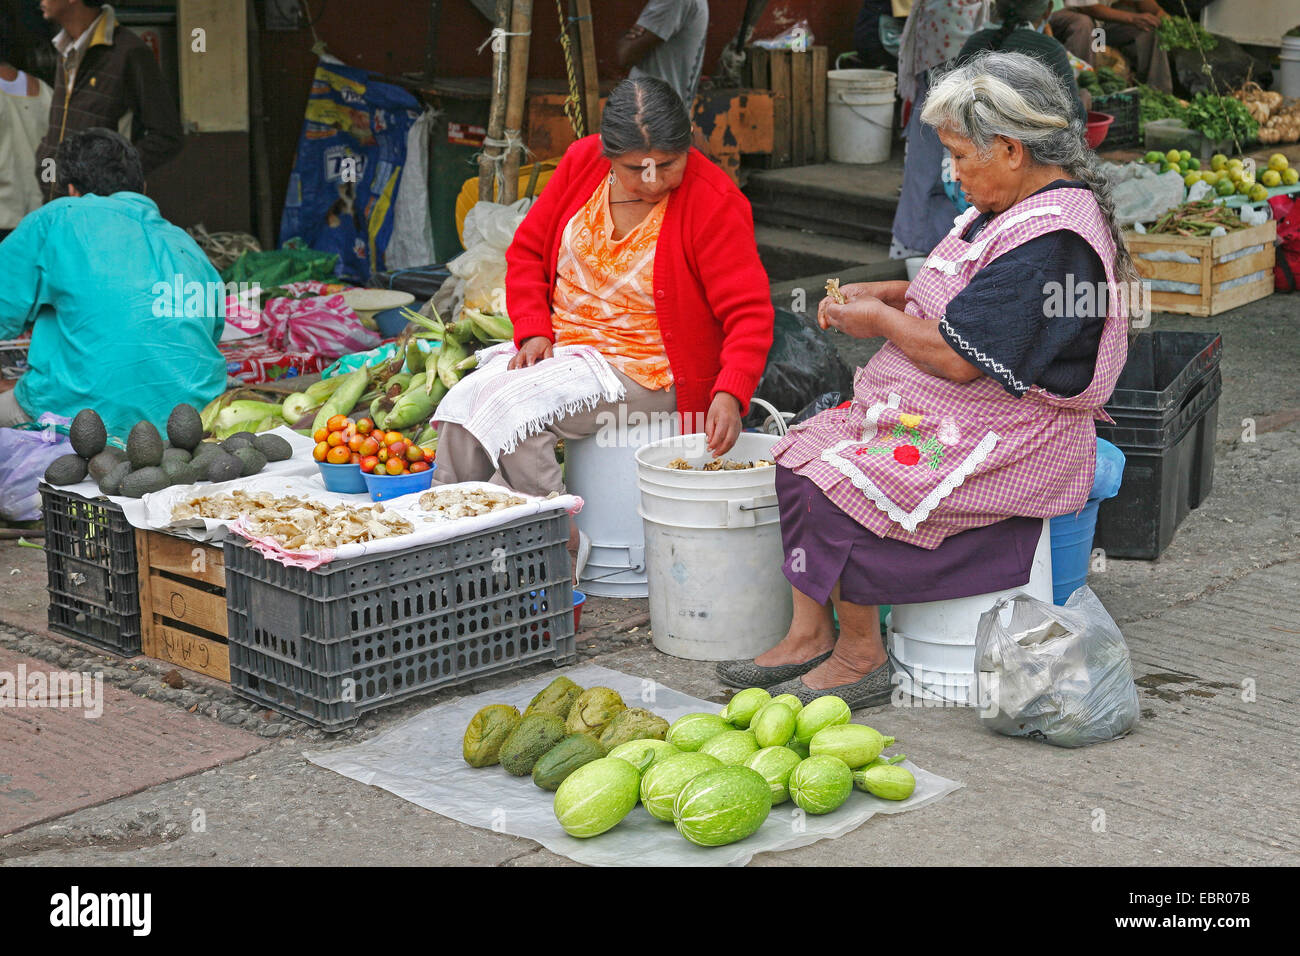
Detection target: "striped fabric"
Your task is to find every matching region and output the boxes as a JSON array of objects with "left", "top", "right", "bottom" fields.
[
  {"left": 773, "top": 186, "right": 1129, "bottom": 549},
  {"left": 551, "top": 176, "right": 674, "bottom": 391}
]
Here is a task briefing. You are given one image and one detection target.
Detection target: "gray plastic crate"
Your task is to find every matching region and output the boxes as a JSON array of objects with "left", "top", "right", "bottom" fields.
[{"left": 223, "top": 511, "right": 577, "bottom": 730}]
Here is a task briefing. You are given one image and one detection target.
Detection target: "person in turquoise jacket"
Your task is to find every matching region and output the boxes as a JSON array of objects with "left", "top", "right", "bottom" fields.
[{"left": 0, "top": 128, "right": 225, "bottom": 438}]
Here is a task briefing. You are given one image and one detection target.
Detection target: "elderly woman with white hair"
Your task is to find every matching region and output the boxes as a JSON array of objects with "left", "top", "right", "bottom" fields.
[{"left": 717, "top": 50, "right": 1136, "bottom": 707}]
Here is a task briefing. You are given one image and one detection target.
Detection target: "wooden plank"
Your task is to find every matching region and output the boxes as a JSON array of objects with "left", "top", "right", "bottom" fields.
[
  {"left": 136, "top": 529, "right": 158, "bottom": 661},
  {"left": 790, "top": 50, "right": 811, "bottom": 166},
  {"left": 1211, "top": 246, "right": 1274, "bottom": 283},
  {"left": 768, "top": 51, "right": 791, "bottom": 167},
  {"left": 1149, "top": 290, "right": 1211, "bottom": 317},
  {"left": 746, "top": 46, "right": 769, "bottom": 90},
  {"left": 1132, "top": 258, "right": 1204, "bottom": 284},
  {"left": 149, "top": 578, "right": 229, "bottom": 639},
  {"left": 1206, "top": 276, "right": 1274, "bottom": 315},
  {"left": 178, "top": 0, "right": 249, "bottom": 132},
  {"left": 1211, "top": 219, "right": 1276, "bottom": 257},
  {"left": 812, "top": 46, "right": 828, "bottom": 163},
  {"left": 143, "top": 532, "right": 225, "bottom": 588},
  {"left": 149, "top": 623, "right": 230, "bottom": 682}
]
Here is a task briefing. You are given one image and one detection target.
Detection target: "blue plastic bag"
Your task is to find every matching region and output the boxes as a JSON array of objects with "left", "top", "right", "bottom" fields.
[
  {"left": 278, "top": 60, "right": 423, "bottom": 282},
  {"left": 0, "top": 413, "right": 72, "bottom": 522},
  {"left": 1092, "top": 438, "right": 1126, "bottom": 501}
]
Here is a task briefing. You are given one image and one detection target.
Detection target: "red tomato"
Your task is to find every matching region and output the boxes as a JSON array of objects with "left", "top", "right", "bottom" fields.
[
  {"left": 355, "top": 417, "right": 374, "bottom": 435},
  {"left": 385, "top": 458, "right": 405, "bottom": 476},
  {"left": 326, "top": 445, "right": 351, "bottom": 465},
  {"left": 360, "top": 455, "right": 379, "bottom": 473},
  {"left": 327, "top": 415, "right": 350, "bottom": 433},
  {"left": 313, "top": 441, "right": 329, "bottom": 462},
  {"left": 377, "top": 446, "right": 389, "bottom": 462},
  {"left": 387, "top": 441, "right": 407, "bottom": 458},
  {"left": 409, "top": 460, "right": 430, "bottom": 474},
  {"left": 404, "top": 444, "right": 425, "bottom": 463},
  {"left": 313, "top": 427, "right": 328, "bottom": 443},
  {"left": 359, "top": 436, "right": 380, "bottom": 457}
]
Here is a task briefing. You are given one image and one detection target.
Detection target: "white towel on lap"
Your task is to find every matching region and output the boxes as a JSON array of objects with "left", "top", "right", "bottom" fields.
[{"left": 434, "top": 342, "right": 626, "bottom": 465}]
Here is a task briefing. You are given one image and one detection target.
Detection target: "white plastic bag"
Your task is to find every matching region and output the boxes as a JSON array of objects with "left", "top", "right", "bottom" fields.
[
  {"left": 433, "top": 198, "right": 531, "bottom": 322},
  {"left": 974, "top": 586, "right": 1139, "bottom": 748}
]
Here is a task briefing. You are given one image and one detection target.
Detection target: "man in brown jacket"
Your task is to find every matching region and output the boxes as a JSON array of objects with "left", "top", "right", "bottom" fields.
[{"left": 35, "top": 0, "right": 183, "bottom": 202}]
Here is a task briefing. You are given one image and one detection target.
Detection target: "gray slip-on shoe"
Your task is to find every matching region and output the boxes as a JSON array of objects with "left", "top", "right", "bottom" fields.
[
  {"left": 715, "top": 650, "right": 834, "bottom": 689},
  {"left": 766, "top": 662, "right": 893, "bottom": 709}
]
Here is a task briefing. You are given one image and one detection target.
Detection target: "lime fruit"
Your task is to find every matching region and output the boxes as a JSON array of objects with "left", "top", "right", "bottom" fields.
[
  {"left": 1144, "top": 150, "right": 1164, "bottom": 164},
  {"left": 1200, "top": 170, "right": 1219, "bottom": 185},
  {"left": 1268, "top": 153, "right": 1289, "bottom": 172},
  {"left": 1249, "top": 183, "right": 1269, "bottom": 202},
  {"left": 1284, "top": 168, "right": 1299, "bottom": 185},
  {"left": 1186, "top": 157, "right": 1200, "bottom": 170},
  {"left": 1215, "top": 178, "right": 1235, "bottom": 196},
  {"left": 1210, "top": 153, "right": 1228, "bottom": 171},
  {"left": 1236, "top": 180, "right": 1253, "bottom": 196},
  {"left": 1261, "top": 169, "right": 1282, "bottom": 187},
  {"left": 1165, "top": 149, "right": 1182, "bottom": 164}
]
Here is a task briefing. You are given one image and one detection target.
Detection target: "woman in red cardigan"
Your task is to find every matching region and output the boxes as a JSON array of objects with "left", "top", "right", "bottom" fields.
[{"left": 434, "top": 76, "right": 774, "bottom": 506}]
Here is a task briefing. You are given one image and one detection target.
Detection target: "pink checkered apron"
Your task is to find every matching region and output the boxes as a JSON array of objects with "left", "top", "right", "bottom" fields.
[{"left": 773, "top": 186, "right": 1129, "bottom": 549}]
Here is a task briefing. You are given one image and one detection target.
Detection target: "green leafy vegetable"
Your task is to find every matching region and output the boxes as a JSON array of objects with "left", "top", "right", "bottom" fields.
[
  {"left": 1156, "top": 16, "right": 1217, "bottom": 52},
  {"left": 1182, "top": 93, "right": 1259, "bottom": 145}
]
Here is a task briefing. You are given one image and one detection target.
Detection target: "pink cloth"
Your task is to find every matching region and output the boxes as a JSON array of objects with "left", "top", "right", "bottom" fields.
[
  {"left": 897, "top": 0, "right": 987, "bottom": 102},
  {"left": 773, "top": 186, "right": 1129, "bottom": 549},
  {"left": 262, "top": 293, "right": 380, "bottom": 359}
]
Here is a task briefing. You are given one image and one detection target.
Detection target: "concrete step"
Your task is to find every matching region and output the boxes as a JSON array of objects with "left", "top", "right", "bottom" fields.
[
  {"left": 755, "top": 224, "right": 894, "bottom": 283},
  {"left": 744, "top": 158, "right": 903, "bottom": 245}
]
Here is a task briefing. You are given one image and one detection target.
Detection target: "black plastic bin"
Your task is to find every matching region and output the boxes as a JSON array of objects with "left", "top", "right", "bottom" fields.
[
  {"left": 1096, "top": 366, "right": 1222, "bottom": 560},
  {"left": 40, "top": 483, "right": 142, "bottom": 655},
  {"left": 1106, "top": 330, "right": 1221, "bottom": 419}
]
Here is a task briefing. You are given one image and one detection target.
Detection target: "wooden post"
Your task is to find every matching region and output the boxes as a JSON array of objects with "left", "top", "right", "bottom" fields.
[
  {"left": 478, "top": 0, "right": 512, "bottom": 202},
  {"left": 423, "top": 0, "right": 442, "bottom": 82},
  {"left": 790, "top": 50, "right": 810, "bottom": 166},
  {"left": 500, "top": 0, "right": 535, "bottom": 204},
  {"left": 574, "top": 0, "right": 600, "bottom": 133},
  {"left": 246, "top": 0, "right": 274, "bottom": 249},
  {"left": 769, "top": 51, "right": 791, "bottom": 167},
  {"left": 812, "top": 45, "right": 828, "bottom": 163}
]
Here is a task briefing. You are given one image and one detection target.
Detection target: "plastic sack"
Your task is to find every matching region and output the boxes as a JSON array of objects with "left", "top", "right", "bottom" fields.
[
  {"left": 1109, "top": 165, "right": 1187, "bottom": 226},
  {"left": 1093, "top": 437, "right": 1125, "bottom": 500},
  {"left": 754, "top": 20, "right": 814, "bottom": 51},
  {"left": 746, "top": 309, "right": 854, "bottom": 427},
  {"left": 790, "top": 391, "right": 845, "bottom": 427},
  {"left": 0, "top": 414, "right": 72, "bottom": 522},
  {"left": 975, "top": 586, "right": 1140, "bottom": 748},
  {"left": 277, "top": 60, "right": 423, "bottom": 282},
  {"left": 433, "top": 198, "right": 531, "bottom": 322},
  {"left": 263, "top": 293, "right": 380, "bottom": 359}
]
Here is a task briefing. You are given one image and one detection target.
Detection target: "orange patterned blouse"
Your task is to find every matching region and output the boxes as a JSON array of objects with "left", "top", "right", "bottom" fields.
[{"left": 550, "top": 175, "right": 674, "bottom": 390}]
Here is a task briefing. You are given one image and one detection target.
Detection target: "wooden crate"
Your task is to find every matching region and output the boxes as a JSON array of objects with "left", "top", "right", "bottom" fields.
[
  {"left": 744, "top": 45, "right": 828, "bottom": 168},
  {"left": 1126, "top": 220, "right": 1276, "bottom": 317},
  {"left": 136, "top": 530, "right": 230, "bottom": 682}
]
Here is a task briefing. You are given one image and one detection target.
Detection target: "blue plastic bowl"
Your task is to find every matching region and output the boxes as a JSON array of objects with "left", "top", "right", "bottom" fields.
[
  {"left": 362, "top": 465, "right": 436, "bottom": 502},
  {"left": 573, "top": 589, "right": 586, "bottom": 630},
  {"left": 317, "top": 460, "right": 368, "bottom": 494}
]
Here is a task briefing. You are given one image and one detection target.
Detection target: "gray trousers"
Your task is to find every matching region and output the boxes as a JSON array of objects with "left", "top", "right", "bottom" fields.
[
  {"left": 0, "top": 387, "right": 32, "bottom": 427},
  {"left": 432, "top": 366, "right": 678, "bottom": 498}
]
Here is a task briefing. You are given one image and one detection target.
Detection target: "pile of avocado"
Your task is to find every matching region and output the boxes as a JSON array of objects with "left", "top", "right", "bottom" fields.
[{"left": 43, "top": 404, "right": 294, "bottom": 499}]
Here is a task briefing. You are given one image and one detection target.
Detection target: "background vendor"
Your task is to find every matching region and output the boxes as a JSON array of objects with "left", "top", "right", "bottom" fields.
[
  {"left": 0, "top": 129, "right": 226, "bottom": 437},
  {"left": 719, "top": 52, "right": 1134, "bottom": 708}
]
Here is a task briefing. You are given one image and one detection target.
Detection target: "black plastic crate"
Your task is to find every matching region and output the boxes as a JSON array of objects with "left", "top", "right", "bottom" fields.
[
  {"left": 1095, "top": 381, "right": 1221, "bottom": 560},
  {"left": 224, "top": 511, "right": 577, "bottom": 730},
  {"left": 1101, "top": 370, "right": 1222, "bottom": 447},
  {"left": 0, "top": 339, "right": 30, "bottom": 380},
  {"left": 1105, "top": 331, "right": 1222, "bottom": 419},
  {"left": 1094, "top": 89, "right": 1140, "bottom": 150},
  {"left": 40, "top": 483, "right": 142, "bottom": 655}
]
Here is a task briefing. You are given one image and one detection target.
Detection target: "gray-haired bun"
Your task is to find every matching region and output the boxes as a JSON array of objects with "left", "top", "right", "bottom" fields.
[{"left": 600, "top": 75, "right": 693, "bottom": 156}]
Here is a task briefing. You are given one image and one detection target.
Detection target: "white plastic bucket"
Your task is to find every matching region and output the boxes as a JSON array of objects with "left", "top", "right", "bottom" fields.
[
  {"left": 827, "top": 69, "right": 896, "bottom": 165},
  {"left": 566, "top": 412, "right": 678, "bottom": 598},
  {"left": 905, "top": 256, "right": 927, "bottom": 280},
  {"left": 636, "top": 431, "right": 792, "bottom": 660},
  {"left": 889, "top": 519, "right": 1054, "bottom": 705},
  {"left": 1281, "top": 36, "right": 1300, "bottom": 100}
]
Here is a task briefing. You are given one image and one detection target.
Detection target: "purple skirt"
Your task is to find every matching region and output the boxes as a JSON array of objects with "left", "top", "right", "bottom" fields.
[{"left": 776, "top": 466, "right": 1042, "bottom": 606}]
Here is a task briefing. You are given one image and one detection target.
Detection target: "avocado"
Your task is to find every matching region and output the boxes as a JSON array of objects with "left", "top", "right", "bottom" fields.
[
  {"left": 231, "top": 446, "right": 266, "bottom": 477},
  {"left": 161, "top": 447, "right": 192, "bottom": 467},
  {"left": 126, "top": 421, "right": 164, "bottom": 469},
  {"left": 118, "top": 466, "right": 169, "bottom": 498},
  {"left": 98, "top": 460, "right": 133, "bottom": 496},
  {"left": 166, "top": 403, "right": 204, "bottom": 451},
  {"left": 87, "top": 447, "right": 127, "bottom": 484},
  {"left": 165, "top": 463, "right": 201, "bottom": 486},
  {"left": 68, "top": 409, "right": 107, "bottom": 459},
  {"left": 189, "top": 441, "right": 220, "bottom": 463},
  {"left": 206, "top": 452, "right": 242, "bottom": 483},
  {"left": 221, "top": 432, "right": 255, "bottom": 453},
  {"left": 44, "top": 454, "right": 88, "bottom": 486},
  {"left": 252, "top": 433, "right": 293, "bottom": 462}
]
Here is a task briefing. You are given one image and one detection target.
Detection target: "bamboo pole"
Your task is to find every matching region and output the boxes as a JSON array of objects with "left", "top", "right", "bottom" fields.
[
  {"left": 500, "top": 0, "right": 534, "bottom": 204},
  {"left": 478, "top": 0, "right": 513, "bottom": 202},
  {"left": 574, "top": 0, "right": 600, "bottom": 133}
]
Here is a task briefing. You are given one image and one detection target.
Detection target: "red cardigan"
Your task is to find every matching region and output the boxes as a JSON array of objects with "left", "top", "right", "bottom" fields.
[{"left": 506, "top": 135, "right": 774, "bottom": 419}]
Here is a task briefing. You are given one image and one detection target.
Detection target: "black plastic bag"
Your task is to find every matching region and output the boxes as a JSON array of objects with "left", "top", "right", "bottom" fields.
[
  {"left": 368, "top": 263, "right": 452, "bottom": 301},
  {"left": 790, "top": 391, "right": 845, "bottom": 426},
  {"left": 746, "top": 308, "right": 853, "bottom": 426}
]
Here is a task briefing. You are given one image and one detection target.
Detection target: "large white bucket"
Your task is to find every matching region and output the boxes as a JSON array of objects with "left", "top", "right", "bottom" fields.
[
  {"left": 827, "top": 69, "right": 896, "bottom": 165},
  {"left": 636, "top": 432, "right": 792, "bottom": 661},
  {"left": 889, "top": 519, "right": 1054, "bottom": 705},
  {"left": 1281, "top": 37, "right": 1300, "bottom": 100},
  {"left": 566, "top": 412, "right": 678, "bottom": 598}
]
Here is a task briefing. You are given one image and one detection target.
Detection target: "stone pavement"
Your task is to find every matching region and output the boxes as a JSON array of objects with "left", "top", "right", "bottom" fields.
[{"left": 0, "top": 293, "right": 1297, "bottom": 866}]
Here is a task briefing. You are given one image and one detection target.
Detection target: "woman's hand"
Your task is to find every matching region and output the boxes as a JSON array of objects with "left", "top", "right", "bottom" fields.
[
  {"left": 508, "top": 336, "right": 554, "bottom": 370},
  {"left": 705, "top": 392, "right": 743, "bottom": 457},
  {"left": 837, "top": 280, "right": 910, "bottom": 310},
  {"left": 819, "top": 294, "right": 882, "bottom": 339}
]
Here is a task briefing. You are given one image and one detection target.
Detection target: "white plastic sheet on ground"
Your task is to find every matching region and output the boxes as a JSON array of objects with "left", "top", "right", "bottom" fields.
[{"left": 305, "top": 664, "right": 963, "bottom": 867}]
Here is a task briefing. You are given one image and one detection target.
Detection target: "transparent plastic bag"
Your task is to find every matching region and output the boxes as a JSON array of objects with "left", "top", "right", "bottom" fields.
[
  {"left": 0, "top": 413, "right": 73, "bottom": 522},
  {"left": 441, "top": 198, "right": 532, "bottom": 318},
  {"left": 974, "top": 586, "right": 1139, "bottom": 748}
]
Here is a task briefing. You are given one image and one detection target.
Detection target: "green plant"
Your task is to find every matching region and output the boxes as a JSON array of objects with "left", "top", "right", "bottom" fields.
[
  {"left": 1156, "top": 15, "right": 1217, "bottom": 51},
  {"left": 1183, "top": 93, "right": 1259, "bottom": 145}
]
